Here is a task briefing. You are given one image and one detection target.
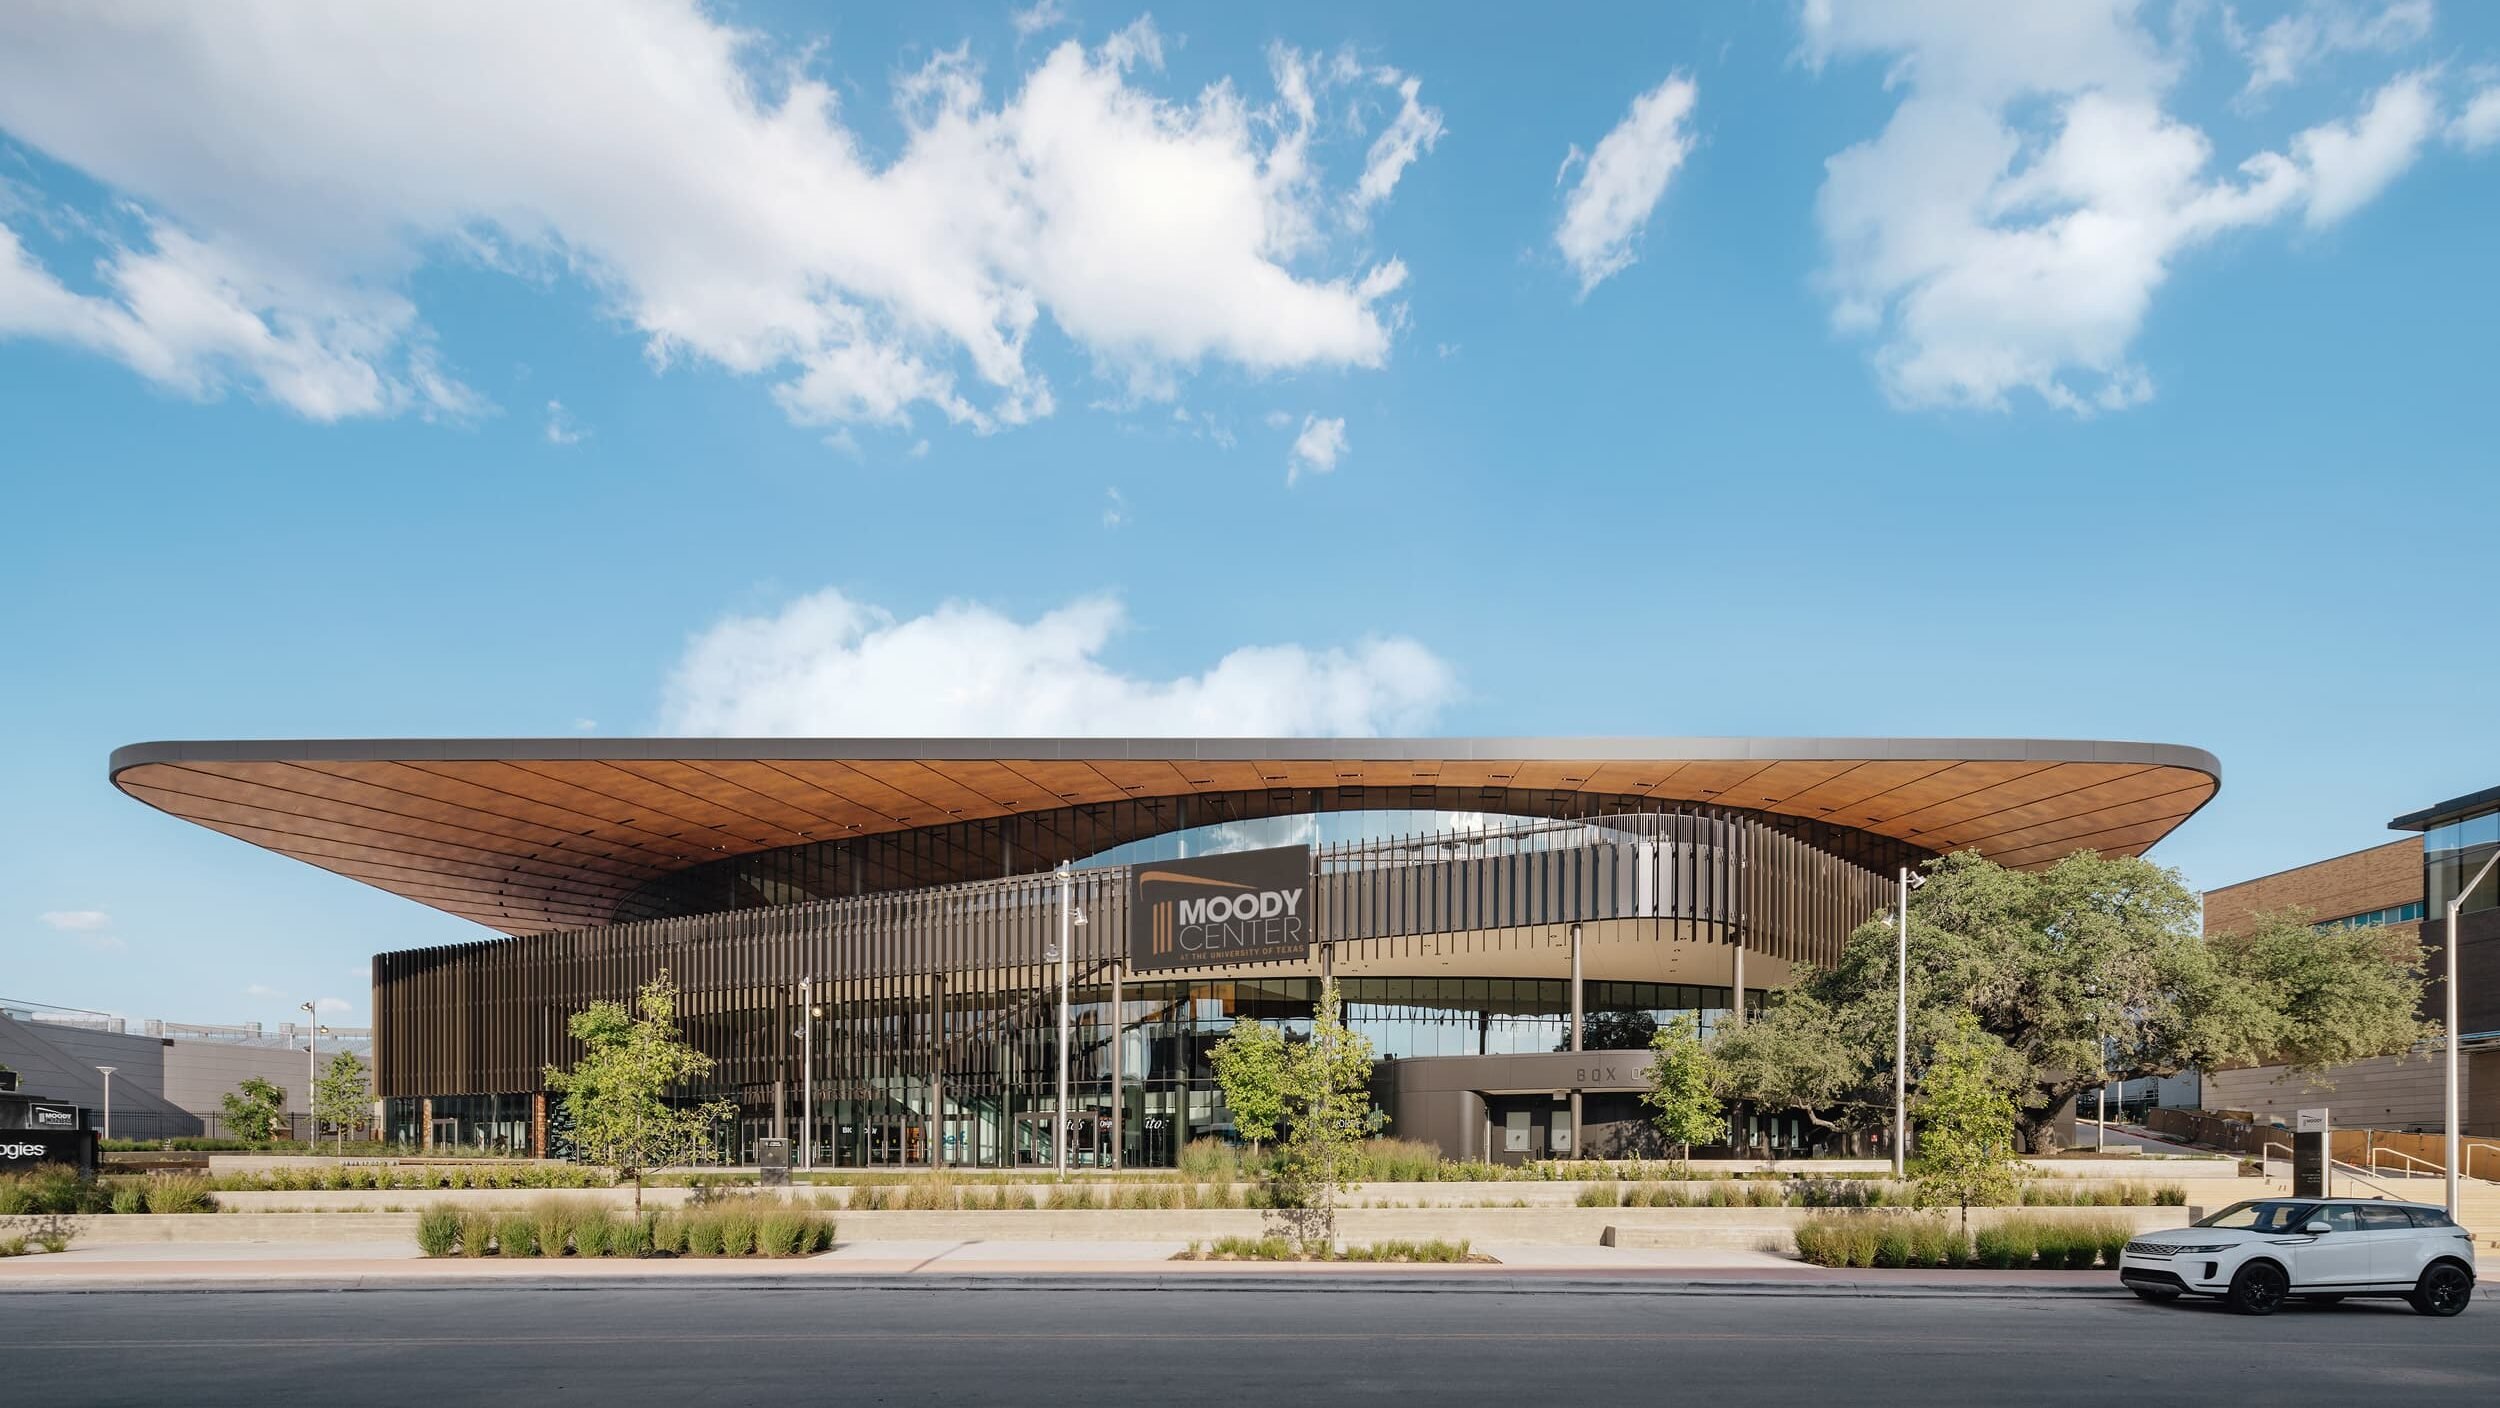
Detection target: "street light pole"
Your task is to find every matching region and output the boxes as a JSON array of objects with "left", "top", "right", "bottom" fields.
[
  {"left": 301, "top": 1002, "right": 317, "bottom": 1145},
  {"left": 1056, "top": 862, "right": 1072, "bottom": 1176},
  {"left": 2444, "top": 849, "right": 2499, "bottom": 1219},
  {"left": 96, "top": 1066, "right": 116, "bottom": 1140},
  {"left": 800, "top": 976, "right": 814, "bottom": 1172},
  {"left": 1893, "top": 866, "right": 1923, "bottom": 1179}
]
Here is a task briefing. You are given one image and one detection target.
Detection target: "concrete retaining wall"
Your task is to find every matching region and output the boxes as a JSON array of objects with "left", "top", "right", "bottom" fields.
[
  {"left": 6, "top": 1213, "right": 419, "bottom": 1244},
  {"left": 207, "top": 1170, "right": 2254, "bottom": 1213},
  {"left": 3, "top": 1202, "right": 2199, "bottom": 1251}
]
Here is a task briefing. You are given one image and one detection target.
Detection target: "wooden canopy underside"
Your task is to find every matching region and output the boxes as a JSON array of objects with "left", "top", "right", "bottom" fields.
[{"left": 111, "top": 738, "right": 2219, "bottom": 937}]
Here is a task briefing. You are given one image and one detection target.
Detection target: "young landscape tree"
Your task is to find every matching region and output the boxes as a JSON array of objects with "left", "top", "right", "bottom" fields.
[
  {"left": 1269, "top": 981, "right": 1385, "bottom": 1252},
  {"left": 1713, "top": 850, "right": 2435, "bottom": 1152},
  {"left": 1640, "top": 1014, "right": 1727, "bottom": 1164},
  {"left": 1209, "top": 1016, "right": 1288, "bottom": 1158},
  {"left": 311, "top": 1050, "right": 372, "bottom": 1153},
  {"left": 219, "top": 1075, "right": 287, "bottom": 1142},
  {"left": 1910, "top": 1012, "right": 2023, "bottom": 1234},
  {"left": 541, "top": 970, "right": 737, "bottom": 1209}
]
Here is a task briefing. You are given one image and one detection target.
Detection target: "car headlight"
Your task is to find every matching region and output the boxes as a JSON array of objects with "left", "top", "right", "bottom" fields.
[{"left": 2172, "top": 1243, "right": 2233, "bottom": 1254}]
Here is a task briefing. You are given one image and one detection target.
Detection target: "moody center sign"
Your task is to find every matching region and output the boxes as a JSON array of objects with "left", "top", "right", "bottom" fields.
[{"left": 1129, "top": 844, "right": 1313, "bottom": 973}]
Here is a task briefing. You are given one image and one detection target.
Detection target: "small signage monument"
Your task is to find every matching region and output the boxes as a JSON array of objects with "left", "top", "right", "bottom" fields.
[{"left": 2292, "top": 1107, "right": 2331, "bottom": 1199}]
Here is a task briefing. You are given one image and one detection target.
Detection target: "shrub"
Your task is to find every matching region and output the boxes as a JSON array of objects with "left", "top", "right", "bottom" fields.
[
  {"left": 1044, "top": 1185, "right": 1100, "bottom": 1211},
  {"left": 144, "top": 1175, "right": 217, "bottom": 1215},
  {"left": 110, "top": 1184, "right": 150, "bottom": 1216},
  {"left": 1178, "top": 1139, "right": 1243, "bottom": 1181},
  {"left": 532, "top": 1201, "right": 580, "bottom": 1257},
  {"left": 681, "top": 1214, "right": 724, "bottom": 1257},
  {"left": 756, "top": 1212, "right": 806, "bottom": 1257},
  {"left": 495, "top": 1212, "right": 540, "bottom": 1258},
  {"left": 457, "top": 1210, "right": 496, "bottom": 1258},
  {"left": 36, "top": 1229, "right": 72, "bottom": 1254},
  {"left": 716, "top": 1209, "right": 757, "bottom": 1257},
  {"left": 0, "top": 1236, "right": 25, "bottom": 1257},
  {"left": 415, "top": 1206, "right": 461, "bottom": 1257},
  {"left": 1348, "top": 1138, "right": 1443, "bottom": 1183},
  {"left": 574, "top": 1214, "right": 614, "bottom": 1258},
  {"left": 1973, "top": 1221, "right": 2031, "bottom": 1270},
  {"left": 612, "top": 1213, "right": 655, "bottom": 1258},
  {"left": 649, "top": 1213, "right": 686, "bottom": 1255}
]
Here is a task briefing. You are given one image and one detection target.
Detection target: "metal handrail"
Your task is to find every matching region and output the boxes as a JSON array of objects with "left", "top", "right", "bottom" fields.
[
  {"left": 2257, "top": 1142, "right": 2413, "bottom": 1202},
  {"left": 2330, "top": 1161, "right": 2408, "bottom": 1201},
  {"left": 2367, "top": 1147, "right": 2446, "bottom": 1178}
]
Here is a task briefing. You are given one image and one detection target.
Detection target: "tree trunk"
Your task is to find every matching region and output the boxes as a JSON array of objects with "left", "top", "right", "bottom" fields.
[{"left": 632, "top": 1172, "right": 644, "bottom": 1212}]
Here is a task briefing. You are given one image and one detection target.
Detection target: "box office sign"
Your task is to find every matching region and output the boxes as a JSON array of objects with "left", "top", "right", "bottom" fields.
[{"left": 1130, "top": 844, "right": 1314, "bottom": 973}]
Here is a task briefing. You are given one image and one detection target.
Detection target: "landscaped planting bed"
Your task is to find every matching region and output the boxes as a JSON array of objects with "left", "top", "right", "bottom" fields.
[
  {"left": 1790, "top": 1212, "right": 2138, "bottom": 1270},
  {"left": 416, "top": 1198, "right": 831, "bottom": 1259}
]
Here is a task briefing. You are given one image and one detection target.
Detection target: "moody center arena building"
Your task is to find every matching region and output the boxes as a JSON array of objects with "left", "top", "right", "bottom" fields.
[{"left": 109, "top": 737, "right": 2219, "bottom": 1169}]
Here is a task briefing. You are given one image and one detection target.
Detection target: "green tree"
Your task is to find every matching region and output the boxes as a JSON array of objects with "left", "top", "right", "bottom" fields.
[
  {"left": 1640, "top": 1014, "right": 1728, "bottom": 1163},
  {"left": 1714, "top": 850, "right": 2434, "bottom": 1152},
  {"left": 1209, "top": 1017, "right": 1288, "bottom": 1156},
  {"left": 1911, "top": 1013, "right": 2023, "bottom": 1233},
  {"left": 311, "top": 1050, "right": 372, "bottom": 1153},
  {"left": 1269, "top": 981, "right": 1385, "bottom": 1252},
  {"left": 541, "top": 971, "right": 737, "bottom": 1209},
  {"left": 219, "top": 1075, "right": 287, "bottom": 1142}
]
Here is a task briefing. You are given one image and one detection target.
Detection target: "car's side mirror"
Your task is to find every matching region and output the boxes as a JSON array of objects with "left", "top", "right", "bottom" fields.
[{"left": 2303, "top": 1221, "right": 2332, "bottom": 1235}]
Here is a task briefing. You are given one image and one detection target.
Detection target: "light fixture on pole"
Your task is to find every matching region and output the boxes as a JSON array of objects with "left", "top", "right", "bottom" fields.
[
  {"left": 96, "top": 1065, "right": 116, "bottom": 1140},
  {"left": 301, "top": 1001, "right": 318, "bottom": 1145},
  {"left": 2443, "top": 848, "right": 2499, "bottom": 1219},
  {"left": 1893, "top": 866, "right": 1926, "bottom": 1180}
]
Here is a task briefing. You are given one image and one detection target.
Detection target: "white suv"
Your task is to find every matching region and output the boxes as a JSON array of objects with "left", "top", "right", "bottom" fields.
[{"left": 2119, "top": 1198, "right": 2475, "bottom": 1316}]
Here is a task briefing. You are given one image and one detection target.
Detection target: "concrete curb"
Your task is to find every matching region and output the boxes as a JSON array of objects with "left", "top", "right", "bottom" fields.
[{"left": 0, "top": 1271, "right": 2133, "bottom": 1298}]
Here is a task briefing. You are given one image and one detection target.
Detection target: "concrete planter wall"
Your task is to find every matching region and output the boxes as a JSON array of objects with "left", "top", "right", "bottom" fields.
[
  {"left": 4, "top": 1202, "right": 2194, "bottom": 1251},
  {"left": 6, "top": 1212, "right": 419, "bottom": 1244}
]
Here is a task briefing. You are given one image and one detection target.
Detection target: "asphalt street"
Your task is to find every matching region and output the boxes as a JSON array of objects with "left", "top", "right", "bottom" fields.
[{"left": 11, "top": 1283, "right": 2494, "bottom": 1406}]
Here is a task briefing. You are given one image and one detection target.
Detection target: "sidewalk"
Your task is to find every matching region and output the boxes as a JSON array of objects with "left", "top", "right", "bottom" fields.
[{"left": 0, "top": 1239, "right": 2130, "bottom": 1296}]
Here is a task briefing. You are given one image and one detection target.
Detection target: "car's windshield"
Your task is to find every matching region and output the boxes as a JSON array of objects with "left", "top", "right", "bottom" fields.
[{"left": 2194, "top": 1200, "right": 2319, "bottom": 1232}]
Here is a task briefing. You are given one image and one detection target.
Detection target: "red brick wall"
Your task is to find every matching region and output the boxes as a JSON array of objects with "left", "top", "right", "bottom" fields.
[{"left": 2202, "top": 837, "right": 2422, "bottom": 938}]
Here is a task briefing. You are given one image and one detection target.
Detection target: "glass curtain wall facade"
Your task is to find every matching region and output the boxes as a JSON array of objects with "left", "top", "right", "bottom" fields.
[{"left": 378, "top": 808, "right": 1904, "bottom": 1165}]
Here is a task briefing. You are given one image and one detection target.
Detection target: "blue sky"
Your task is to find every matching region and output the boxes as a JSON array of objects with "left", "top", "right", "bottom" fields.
[{"left": 3, "top": 2, "right": 2496, "bottom": 1027}]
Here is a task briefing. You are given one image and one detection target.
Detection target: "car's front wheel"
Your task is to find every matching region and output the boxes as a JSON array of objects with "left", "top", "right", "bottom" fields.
[
  {"left": 2225, "top": 1261, "right": 2290, "bottom": 1316},
  {"left": 2407, "top": 1262, "right": 2473, "bottom": 1318}
]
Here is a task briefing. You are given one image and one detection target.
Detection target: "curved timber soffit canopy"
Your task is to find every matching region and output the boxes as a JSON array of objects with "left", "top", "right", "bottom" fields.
[{"left": 109, "top": 736, "right": 2221, "bottom": 939}]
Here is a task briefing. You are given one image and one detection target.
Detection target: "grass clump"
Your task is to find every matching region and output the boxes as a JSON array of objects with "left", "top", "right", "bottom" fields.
[
  {"left": 494, "top": 1212, "right": 540, "bottom": 1258},
  {"left": 456, "top": 1209, "right": 496, "bottom": 1258},
  {"left": 143, "top": 1174, "right": 217, "bottom": 1214},
  {"left": 415, "top": 1206, "right": 462, "bottom": 1257}
]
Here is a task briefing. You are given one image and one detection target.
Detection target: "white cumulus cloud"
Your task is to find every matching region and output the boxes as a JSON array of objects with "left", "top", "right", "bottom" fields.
[
  {"left": 1802, "top": 3, "right": 2450, "bottom": 414},
  {"left": 1554, "top": 74, "right": 1699, "bottom": 295},
  {"left": 39, "top": 909, "right": 111, "bottom": 931},
  {"left": 661, "top": 588, "right": 1456, "bottom": 737},
  {"left": 2449, "top": 81, "right": 2500, "bottom": 151},
  {"left": 0, "top": 4, "right": 1432, "bottom": 434},
  {"left": 1287, "top": 414, "right": 1347, "bottom": 484},
  {"left": 2225, "top": 0, "right": 2433, "bottom": 102}
]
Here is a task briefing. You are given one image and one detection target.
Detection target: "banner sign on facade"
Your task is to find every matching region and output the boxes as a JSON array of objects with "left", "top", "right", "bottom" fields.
[
  {"left": 1129, "top": 844, "right": 1314, "bottom": 973},
  {"left": 30, "top": 1103, "right": 77, "bottom": 1129}
]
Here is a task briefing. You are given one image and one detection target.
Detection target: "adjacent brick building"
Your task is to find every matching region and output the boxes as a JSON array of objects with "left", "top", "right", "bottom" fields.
[{"left": 2200, "top": 791, "right": 2500, "bottom": 1138}]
